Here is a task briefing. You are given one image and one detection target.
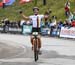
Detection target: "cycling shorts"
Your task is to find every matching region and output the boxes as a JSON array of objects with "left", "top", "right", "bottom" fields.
[{"left": 32, "top": 27, "right": 41, "bottom": 34}]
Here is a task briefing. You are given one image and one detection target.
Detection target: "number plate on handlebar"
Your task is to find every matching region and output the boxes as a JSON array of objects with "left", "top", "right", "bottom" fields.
[{"left": 32, "top": 32, "right": 38, "bottom": 36}]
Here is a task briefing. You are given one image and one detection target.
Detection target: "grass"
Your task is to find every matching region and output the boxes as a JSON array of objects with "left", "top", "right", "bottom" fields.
[{"left": 0, "top": 0, "right": 75, "bottom": 21}]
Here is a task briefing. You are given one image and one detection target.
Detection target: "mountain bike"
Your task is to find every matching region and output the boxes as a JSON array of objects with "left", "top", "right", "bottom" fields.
[{"left": 32, "top": 32, "right": 39, "bottom": 62}]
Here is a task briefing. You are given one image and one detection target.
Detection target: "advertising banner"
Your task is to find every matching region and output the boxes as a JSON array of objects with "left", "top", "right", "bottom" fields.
[
  {"left": 9, "top": 27, "right": 22, "bottom": 33},
  {"left": 41, "top": 27, "right": 50, "bottom": 36},
  {"left": 60, "top": 27, "right": 75, "bottom": 38},
  {"left": 22, "top": 25, "right": 32, "bottom": 34},
  {"left": 0, "top": 27, "right": 3, "bottom": 32}
]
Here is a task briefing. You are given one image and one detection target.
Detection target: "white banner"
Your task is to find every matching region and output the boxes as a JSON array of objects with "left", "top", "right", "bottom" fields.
[
  {"left": 0, "top": 27, "right": 3, "bottom": 31},
  {"left": 60, "top": 27, "right": 75, "bottom": 38}
]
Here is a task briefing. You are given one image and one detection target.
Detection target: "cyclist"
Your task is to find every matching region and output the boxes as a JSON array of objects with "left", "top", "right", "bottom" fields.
[{"left": 20, "top": 7, "right": 49, "bottom": 54}]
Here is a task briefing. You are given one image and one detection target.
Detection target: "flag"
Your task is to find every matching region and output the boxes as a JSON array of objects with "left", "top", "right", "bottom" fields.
[
  {"left": 0, "top": 2, "right": 3, "bottom": 7},
  {"left": 5, "top": 0, "right": 9, "bottom": 2},
  {"left": 5, "top": 0, "right": 15, "bottom": 5},
  {"left": 19, "top": 0, "right": 32, "bottom": 4},
  {"left": 0, "top": 0, "right": 15, "bottom": 7},
  {"left": 2, "top": 0, "right": 9, "bottom": 3}
]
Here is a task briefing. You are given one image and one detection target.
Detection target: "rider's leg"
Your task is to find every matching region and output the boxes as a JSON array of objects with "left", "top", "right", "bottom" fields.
[
  {"left": 30, "top": 35, "right": 34, "bottom": 50},
  {"left": 37, "top": 35, "right": 42, "bottom": 54},
  {"left": 37, "top": 35, "right": 41, "bottom": 50}
]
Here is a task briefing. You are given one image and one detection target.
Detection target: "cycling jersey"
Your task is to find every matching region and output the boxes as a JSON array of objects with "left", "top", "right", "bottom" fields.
[{"left": 29, "top": 15, "right": 44, "bottom": 28}]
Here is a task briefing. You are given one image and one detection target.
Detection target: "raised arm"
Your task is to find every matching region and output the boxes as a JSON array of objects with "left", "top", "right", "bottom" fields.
[
  {"left": 19, "top": 10, "right": 30, "bottom": 20},
  {"left": 44, "top": 9, "right": 51, "bottom": 21},
  {"left": 44, "top": 12, "right": 49, "bottom": 22}
]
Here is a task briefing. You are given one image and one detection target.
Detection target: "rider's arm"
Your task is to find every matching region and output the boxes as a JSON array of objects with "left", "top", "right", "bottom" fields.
[
  {"left": 19, "top": 11, "right": 30, "bottom": 20},
  {"left": 21, "top": 13, "right": 30, "bottom": 20},
  {"left": 44, "top": 10, "right": 51, "bottom": 21}
]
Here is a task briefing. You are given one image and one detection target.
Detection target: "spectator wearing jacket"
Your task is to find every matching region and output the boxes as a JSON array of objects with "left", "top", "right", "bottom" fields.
[{"left": 57, "top": 19, "right": 63, "bottom": 29}]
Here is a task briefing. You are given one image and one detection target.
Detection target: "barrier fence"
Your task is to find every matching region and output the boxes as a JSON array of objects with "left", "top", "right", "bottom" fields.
[{"left": 0, "top": 24, "right": 75, "bottom": 39}]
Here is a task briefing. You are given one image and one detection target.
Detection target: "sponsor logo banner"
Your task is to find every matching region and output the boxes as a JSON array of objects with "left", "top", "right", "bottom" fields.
[{"left": 60, "top": 27, "right": 75, "bottom": 38}]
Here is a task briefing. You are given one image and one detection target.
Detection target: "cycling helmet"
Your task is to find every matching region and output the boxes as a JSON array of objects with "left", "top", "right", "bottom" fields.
[{"left": 33, "top": 7, "right": 39, "bottom": 11}]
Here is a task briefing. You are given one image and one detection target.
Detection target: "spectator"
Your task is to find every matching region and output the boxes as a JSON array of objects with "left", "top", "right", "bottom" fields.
[
  {"left": 50, "top": 16, "right": 57, "bottom": 36},
  {"left": 1, "top": 19, "right": 5, "bottom": 26},
  {"left": 64, "top": 0, "right": 70, "bottom": 17},
  {"left": 4, "top": 18, "right": 10, "bottom": 26},
  {"left": 44, "top": 11, "right": 50, "bottom": 27},
  {"left": 67, "top": 12, "right": 73, "bottom": 23},
  {"left": 44, "top": 9, "right": 52, "bottom": 27},
  {"left": 57, "top": 19, "right": 63, "bottom": 29},
  {"left": 71, "top": 19, "right": 75, "bottom": 27},
  {"left": 50, "top": 15, "right": 57, "bottom": 27},
  {"left": 65, "top": 0, "right": 70, "bottom": 8},
  {"left": 63, "top": 19, "right": 71, "bottom": 27}
]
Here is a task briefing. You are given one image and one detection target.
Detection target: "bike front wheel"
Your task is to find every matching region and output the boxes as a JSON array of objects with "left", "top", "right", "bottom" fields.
[{"left": 34, "top": 39, "right": 38, "bottom": 62}]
